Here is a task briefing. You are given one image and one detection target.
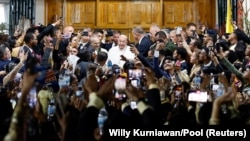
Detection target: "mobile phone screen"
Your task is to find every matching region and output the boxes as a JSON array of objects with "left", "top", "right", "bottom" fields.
[
  {"left": 174, "top": 85, "right": 182, "bottom": 100},
  {"left": 114, "top": 91, "right": 127, "bottom": 101},
  {"left": 131, "top": 79, "right": 139, "bottom": 88},
  {"left": 212, "top": 84, "right": 219, "bottom": 91},
  {"left": 188, "top": 91, "right": 208, "bottom": 103},
  {"left": 28, "top": 87, "right": 37, "bottom": 108},
  {"left": 128, "top": 69, "right": 142, "bottom": 80},
  {"left": 114, "top": 77, "right": 127, "bottom": 101},
  {"left": 114, "top": 77, "right": 126, "bottom": 90}
]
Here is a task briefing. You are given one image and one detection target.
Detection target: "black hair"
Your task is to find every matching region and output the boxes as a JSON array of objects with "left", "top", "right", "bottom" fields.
[
  {"left": 155, "top": 31, "right": 167, "bottom": 39},
  {"left": 175, "top": 47, "right": 188, "bottom": 60},
  {"left": 24, "top": 32, "right": 35, "bottom": 43},
  {"left": 52, "top": 26, "right": 61, "bottom": 37},
  {"left": 26, "top": 27, "right": 38, "bottom": 34},
  {"left": 123, "top": 61, "right": 134, "bottom": 71},
  {"left": 93, "top": 28, "right": 104, "bottom": 34},
  {"left": 186, "top": 23, "right": 197, "bottom": 29},
  {"left": 193, "top": 38, "right": 203, "bottom": 50},
  {"left": 96, "top": 51, "right": 108, "bottom": 63}
]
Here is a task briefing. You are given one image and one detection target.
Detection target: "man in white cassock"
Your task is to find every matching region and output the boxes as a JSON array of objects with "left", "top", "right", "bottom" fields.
[{"left": 108, "top": 34, "right": 135, "bottom": 68}]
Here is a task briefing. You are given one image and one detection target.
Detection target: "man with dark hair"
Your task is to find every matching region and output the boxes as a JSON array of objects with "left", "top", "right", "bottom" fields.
[
  {"left": 104, "top": 30, "right": 121, "bottom": 51},
  {"left": 93, "top": 28, "right": 106, "bottom": 50},
  {"left": 96, "top": 51, "right": 108, "bottom": 67},
  {"left": 75, "top": 51, "right": 95, "bottom": 82},
  {"left": 173, "top": 47, "right": 189, "bottom": 74},
  {"left": 156, "top": 31, "right": 177, "bottom": 54},
  {"left": 185, "top": 22, "right": 198, "bottom": 45},
  {"left": 22, "top": 32, "right": 38, "bottom": 59}
]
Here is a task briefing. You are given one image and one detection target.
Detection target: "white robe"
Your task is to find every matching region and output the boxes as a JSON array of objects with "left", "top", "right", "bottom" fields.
[{"left": 108, "top": 45, "right": 135, "bottom": 68}]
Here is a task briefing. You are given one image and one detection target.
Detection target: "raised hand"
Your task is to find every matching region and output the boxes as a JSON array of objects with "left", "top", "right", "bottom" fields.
[
  {"left": 83, "top": 73, "right": 99, "bottom": 94},
  {"left": 144, "top": 67, "right": 156, "bottom": 87},
  {"left": 97, "top": 75, "right": 117, "bottom": 100}
]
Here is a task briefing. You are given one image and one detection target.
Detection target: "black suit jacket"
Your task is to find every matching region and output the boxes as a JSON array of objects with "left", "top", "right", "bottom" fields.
[
  {"left": 104, "top": 42, "right": 116, "bottom": 51},
  {"left": 78, "top": 42, "right": 92, "bottom": 54},
  {"left": 136, "top": 36, "right": 153, "bottom": 57},
  {"left": 32, "top": 24, "right": 55, "bottom": 55},
  {"left": 22, "top": 45, "right": 35, "bottom": 59}
]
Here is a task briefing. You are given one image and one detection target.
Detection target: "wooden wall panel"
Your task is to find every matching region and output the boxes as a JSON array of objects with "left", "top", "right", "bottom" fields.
[
  {"left": 193, "top": 0, "right": 216, "bottom": 29},
  {"left": 65, "top": 1, "right": 96, "bottom": 28},
  {"left": 98, "top": 2, "right": 129, "bottom": 28},
  {"left": 130, "top": 2, "right": 161, "bottom": 28},
  {"left": 45, "top": 0, "right": 63, "bottom": 24},
  {"left": 45, "top": 0, "right": 216, "bottom": 41},
  {"left": 163, "top": 1, "right": 194, "bottom": 28}
]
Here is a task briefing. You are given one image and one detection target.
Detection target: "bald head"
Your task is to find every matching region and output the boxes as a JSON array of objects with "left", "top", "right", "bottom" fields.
[
  {"left": 149, "top": 24, "right": 161, "bottom": 40},
  {"left": 63, "top": 26, "right": 74, "bottom": 36},
  {"left": 118, "top": 34, "right": 128, "bottom": 49}
]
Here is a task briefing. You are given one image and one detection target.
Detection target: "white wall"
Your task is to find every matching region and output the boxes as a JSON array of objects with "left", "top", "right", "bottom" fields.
[{"left": 35, "top": 0, "right": 45, "bottom": 25}]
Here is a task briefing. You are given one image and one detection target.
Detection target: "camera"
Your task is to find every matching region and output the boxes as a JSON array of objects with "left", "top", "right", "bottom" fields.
[
  {"left": 214, "top": 40, "right": 229, "bottom": 52},
  {"left": 128, "top": 69, "right": 143, "bottom": 88}
]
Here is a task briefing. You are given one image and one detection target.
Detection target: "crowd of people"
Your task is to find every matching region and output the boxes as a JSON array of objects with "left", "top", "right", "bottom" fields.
[{"left": 0, "top": 17, "right": 250, "bottom": 141}]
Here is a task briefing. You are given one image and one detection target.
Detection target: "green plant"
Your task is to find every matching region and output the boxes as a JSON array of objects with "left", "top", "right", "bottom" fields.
[{"left": 0, "top": 22, "right": 7, "bottom": 35}]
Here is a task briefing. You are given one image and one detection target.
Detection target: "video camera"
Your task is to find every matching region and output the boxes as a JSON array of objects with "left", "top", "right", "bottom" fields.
[{"left": 214, "top": 39, "right": 229, "bottom": 52}]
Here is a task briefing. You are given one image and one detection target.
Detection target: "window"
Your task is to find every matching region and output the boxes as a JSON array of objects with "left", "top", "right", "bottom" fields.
[{"left": 0, "top": 4, "right": 6, "bottom": 24}]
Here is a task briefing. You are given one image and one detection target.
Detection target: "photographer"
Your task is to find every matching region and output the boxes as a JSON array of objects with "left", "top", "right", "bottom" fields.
[
  {"left": 0, "top": 44, "right": 14, "bottom": 85},
  {"left": 104, "top": 30, "right": 121, "bottom": 51}
]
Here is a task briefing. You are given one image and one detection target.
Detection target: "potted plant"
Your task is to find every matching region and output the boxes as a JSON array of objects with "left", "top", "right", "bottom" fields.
[
  {"left": 0, "top": 22, "right": 7, "bottom": 35},
  {"left": 0, "top": 22, "right": 9, "bottom": 43}
]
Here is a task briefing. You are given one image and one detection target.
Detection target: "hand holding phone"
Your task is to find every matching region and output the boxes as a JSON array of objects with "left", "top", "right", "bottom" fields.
[
  {"left": 188, "top": 90, "right": 208, "bottom": 103},
  {"left": 114, "top": 77, "right": 127, "bottom": 101}
]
